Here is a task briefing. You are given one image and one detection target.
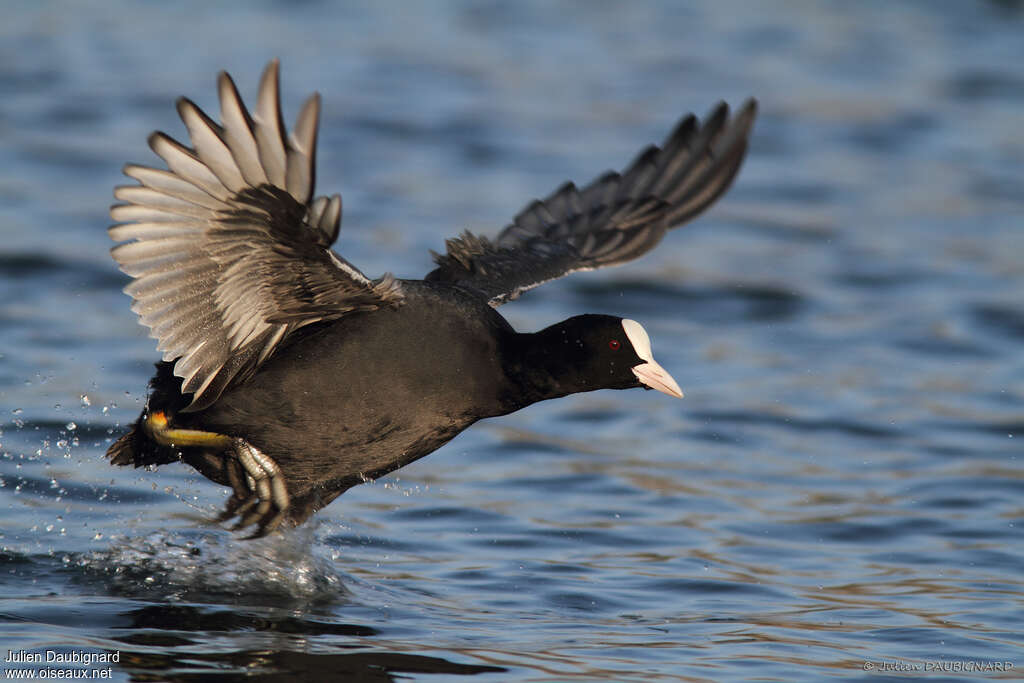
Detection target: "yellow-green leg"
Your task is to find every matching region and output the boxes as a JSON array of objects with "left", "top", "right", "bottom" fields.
[{"left": 144, "top": 411, "right": 291, "bottom": 537}]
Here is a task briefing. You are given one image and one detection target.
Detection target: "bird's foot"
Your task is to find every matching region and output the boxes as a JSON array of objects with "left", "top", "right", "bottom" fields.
[
  {"left": 217, "top": 438, "right": 291, "bottom": 539},
  {"left": 141, "top": 409, "right": 290, "bottom": 538}
]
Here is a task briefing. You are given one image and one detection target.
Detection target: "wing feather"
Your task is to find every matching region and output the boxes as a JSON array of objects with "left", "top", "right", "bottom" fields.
[
  {"left": 176, "top": 97, "right": 248, "bottom": 193},
  {"left": 123, "top": 164, "right": 229, "bottom": 210},
  {"left": 253, "top": 61, "right": 288, "bottom": 188},
  {"left": 217, "top": 71, "right": 269, "bottom": 187},
  {"left": 286, "top": 93, "right": 320, "bottom": 203},
  {"left": 148, "top": 132, "right": 231, "bottom": 201}
]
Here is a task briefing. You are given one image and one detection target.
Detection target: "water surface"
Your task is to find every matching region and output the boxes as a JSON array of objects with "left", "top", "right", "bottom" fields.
[{"left": 1, "top": 2, "right": 1022, "bottom": 681}]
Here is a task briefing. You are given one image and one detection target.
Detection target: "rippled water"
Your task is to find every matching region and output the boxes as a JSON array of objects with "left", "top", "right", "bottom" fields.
[{"left": 2, "top": 1, "right": 1022, "bottom": 681}]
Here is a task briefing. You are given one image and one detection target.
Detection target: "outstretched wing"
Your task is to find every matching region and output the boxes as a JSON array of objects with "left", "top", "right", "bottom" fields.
[
  {"left": 427, "top": 99, "right": 758, "bottom": 305},
  {"left": 110, "top": 60, "right": 403, "bottom": 412}
]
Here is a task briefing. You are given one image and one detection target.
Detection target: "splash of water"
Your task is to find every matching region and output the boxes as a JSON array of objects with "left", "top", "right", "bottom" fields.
[{"left": 78, "top": 526, "right": 350, "bottom": 605}]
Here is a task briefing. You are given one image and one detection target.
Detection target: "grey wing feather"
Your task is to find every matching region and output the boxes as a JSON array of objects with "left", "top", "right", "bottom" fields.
[
  {"left": 427, "top": 99, "right": 758, "bottom": 305},
  {"left": 110, "top": 60, "right": 402, "bottom": 411}
]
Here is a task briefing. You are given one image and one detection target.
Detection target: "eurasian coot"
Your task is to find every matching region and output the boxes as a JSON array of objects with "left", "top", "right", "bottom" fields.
[{"left": 107, "top": 61, "right": 757, "bottom": 537}]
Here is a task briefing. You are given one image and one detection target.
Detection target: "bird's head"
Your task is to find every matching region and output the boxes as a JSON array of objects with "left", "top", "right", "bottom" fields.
[{"left": 525, "top": 314, "right": 683, "bottom": 400}]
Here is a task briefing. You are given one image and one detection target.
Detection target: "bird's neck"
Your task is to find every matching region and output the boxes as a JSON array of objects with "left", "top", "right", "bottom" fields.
[{"left": 498, "top": 325, "right": 593, "bottom": 412}]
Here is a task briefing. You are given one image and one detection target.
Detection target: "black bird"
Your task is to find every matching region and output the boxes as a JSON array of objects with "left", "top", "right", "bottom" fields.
[{"left": 107, "top": 61, "right": 757, "bottom": 537}]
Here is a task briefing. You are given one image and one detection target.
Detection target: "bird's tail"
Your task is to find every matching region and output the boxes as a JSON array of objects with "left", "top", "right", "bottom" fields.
[
  {"left": 106, "top": 426, "right": 139, "bottom": 466},
  {"left": 106, "top": 362, "right": 194, "bottom": 468},
  {"left": 106, "top": 415, "right": 184, "bottom": 468}
]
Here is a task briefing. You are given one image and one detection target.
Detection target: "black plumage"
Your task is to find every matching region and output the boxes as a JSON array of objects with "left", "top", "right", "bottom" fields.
[{"left": 107, "top": 61, "right": 757, "bottom": 536}]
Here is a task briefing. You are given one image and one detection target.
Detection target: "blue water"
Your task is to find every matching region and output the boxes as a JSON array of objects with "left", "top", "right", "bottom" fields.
[{"left": 2, "top": 1, "right": 1022, "bottom": 681}]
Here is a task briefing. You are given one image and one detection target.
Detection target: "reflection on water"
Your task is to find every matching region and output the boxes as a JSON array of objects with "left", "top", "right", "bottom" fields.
[
  {"left": 116, "top": 647, "right": 506, "bottom": 683},
  {"left": 1, "top": 0, "right": 1023, "bottom": 681}
]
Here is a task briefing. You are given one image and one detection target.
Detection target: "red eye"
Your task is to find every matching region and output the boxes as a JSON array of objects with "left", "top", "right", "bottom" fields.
[{"left": 608, "top": 339, "right": 621, "bottom": 350}]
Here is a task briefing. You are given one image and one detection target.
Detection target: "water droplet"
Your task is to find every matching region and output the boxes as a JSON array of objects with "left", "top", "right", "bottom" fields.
[
  {"left": 65, "top": 422, "right": 77, "bottom": 431},
  {"left": 80, "top": 395, "right": 91, "bottom": 407}
]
